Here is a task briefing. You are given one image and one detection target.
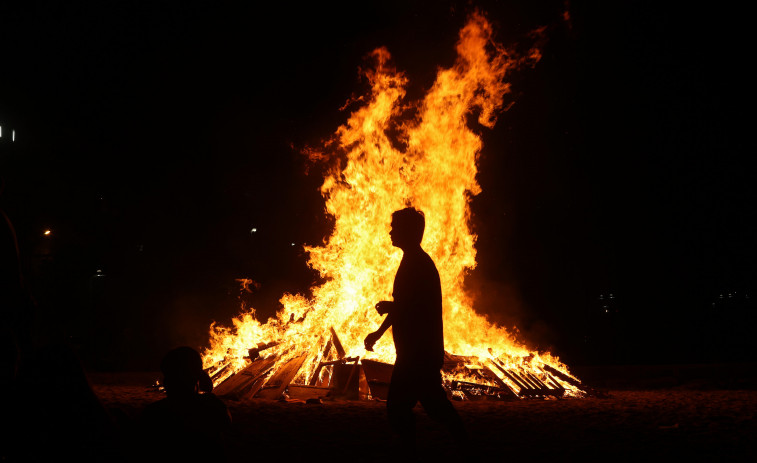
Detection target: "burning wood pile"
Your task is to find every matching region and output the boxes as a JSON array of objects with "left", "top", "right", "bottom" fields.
[
  {"left": 208, "top": 327, "right": 594, "bottom": 402},
  {"left": 202, "top": 12, "right": 591, "bottom": 401}
]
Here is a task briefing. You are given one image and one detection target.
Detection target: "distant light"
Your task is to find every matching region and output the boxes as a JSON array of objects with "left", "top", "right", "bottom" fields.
[
  {"left": 12, "top": 130, "right": 15, "bottom": 142},
  {"left": 43, "top": 229, "right": 51, "bottom": 236},
  {"left": 291, "top": 242, "right": 295, "bottom": 246},
  {"left": 0, "top": 125, "right": 3, "bottom": 137},
  {"left": 95, "top": 269, "right": 106, "bottom": 277},
  {"left": 251, "top": 228, "right": 257, "bottom": 234}
]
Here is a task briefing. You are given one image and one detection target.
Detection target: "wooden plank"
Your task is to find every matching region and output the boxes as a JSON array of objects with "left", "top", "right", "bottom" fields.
[
  {"left": 209, "top": 363, "right": 232, "bottom": 383},
  {"left": 315, "top": 357, "right": 359, "bottom": 367},
  {"left": 329, "top": 362, "right": 364, "bottom": 400},
  {"left": 214, "top": 355, "right": 279, "bottom": 399},
  {"left": 511, "top": 371, "right": 544, "bottom": 397},
  {"left": 341, "top": 357, "right": 360, "bottom": 396},
  {"left": 256, "top": 354, "right": 308, "bottom": 399},
  {"left": 236, "top": 366, "right": 276, "bottom": 400},
  {"left": 213, "top": 358, "right": 266, "bottom": 397},
  {"left": 525, "top": 372, "right": 563, "bottom": 397},
  {"left": 488, "top": 359, "right": 529, "bottom": 394},
  {"left": 362, "top": 359, "right": 393, "bottom": 383},
  {"left": 542, "top": 364, "right": 586, "bottom": 390},
  {"left": 526, "top": 372, "right": 564, "bottom": 397},
  {"left": 238, "top": 356, "right": 284, "bottom": 399},
  {"left": 477, "top": 366, "right": 517, "bottom": 399},
  {"left": 546, "top": 373, "right": 566, "bottom": 392},
  {"left": 443, "top": 351, "right": 478, "bottom": 364},
  {"left": 212, "top": 368, "right": 250, "bottom": 396},
  {"left": 478, "top": 366, "right": 504, "bottom": 387},
  {"left": 511, "top": 370, "right": 536, "bottom": 390},
  {"left": 362, "top": 359, "right": 393, "bottom": 400},
  {"left": 321, "top": 339, "right": 333, "bottom": 360},
  {"left": 308, "top": 339, "right": 333, "bottom": 386},
  {"left": 472, "top": 365, "right": 507, "bottom": 388},
  {"left": 329, "top": 327, "right": 346, "bottom": 359},
  {"left": 443, "top": 361, "right": 517, "bottom": 400},
  {"left": 287, "top": 385, "right": 331, "bottom": 400},
  {"left": 524, "top": 372, "right": 548, "bottom": 391},
  {"left": 449, "top": 380, "right": 513, "bottom": 400},
  {"left": 508, "top": 371, "right": 536, "bottom": 393},
  {"left": 247, "top": 341, "right": 279, "bottom": 361},
  {"left": 358, "top": 366, "right": 369, "bottom": 400},
  {"left": 542, "top": 364, "right": 603, "bottom": 397}
]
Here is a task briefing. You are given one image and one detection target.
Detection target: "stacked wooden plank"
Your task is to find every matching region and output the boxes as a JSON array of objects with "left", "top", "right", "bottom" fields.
[
  {"left": 210, "top": 328, "right": 595, "bottom": 401},
  {"left": 213, "top": 328, "right": 369, "bottom": 401}
]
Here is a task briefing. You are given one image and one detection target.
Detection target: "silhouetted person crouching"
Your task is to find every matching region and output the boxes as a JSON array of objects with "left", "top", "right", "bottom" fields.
[
  {"left": 140, "top": 346, "right": 231, "bottom": 462},
  {"left": 364, "top": 207, "right": 467, "bottom": 456}
]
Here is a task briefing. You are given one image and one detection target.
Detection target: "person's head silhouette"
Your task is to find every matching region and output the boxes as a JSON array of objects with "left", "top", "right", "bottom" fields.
[
  {"left": 160, "top": 346, "right": 213, "bottom": 398},
  {"left": 390, "top": 207, "right": 425, "bottom": 250}
]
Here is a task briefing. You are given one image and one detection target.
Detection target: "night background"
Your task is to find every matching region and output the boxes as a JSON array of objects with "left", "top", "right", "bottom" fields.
[{"left": 1, "top": 0, "right": 755, "bottom": 372}]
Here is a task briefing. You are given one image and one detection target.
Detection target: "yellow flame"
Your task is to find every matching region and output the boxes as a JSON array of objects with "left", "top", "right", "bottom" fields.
[{"left": 203, "top": 11, "right": 580, "bottom": 396}]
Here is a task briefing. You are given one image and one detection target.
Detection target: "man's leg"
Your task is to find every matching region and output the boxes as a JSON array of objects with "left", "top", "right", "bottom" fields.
[
  {"left": 417, "top": 369, "right": 468, "bottom": 443},
  {"left": 387, "top": 363, "right": 418, "bottom": 454}
]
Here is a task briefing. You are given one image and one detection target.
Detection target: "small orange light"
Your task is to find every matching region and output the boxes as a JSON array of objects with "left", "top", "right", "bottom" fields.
[{"left": 43, "top": 230, "right": 51, "bottom": 236}]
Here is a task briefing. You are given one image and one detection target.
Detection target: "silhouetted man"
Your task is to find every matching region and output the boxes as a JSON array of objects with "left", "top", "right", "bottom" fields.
[
  {"left": 364, "top": 207, "right": 467, "bottom": 454},
  {"left": 141, "top": 346, "right": 231, "bottom": 462}
]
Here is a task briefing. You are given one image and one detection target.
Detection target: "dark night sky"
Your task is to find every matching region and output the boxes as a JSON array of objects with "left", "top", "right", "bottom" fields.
[{"left": 1, "top": 1, "right": 755, "bottom": 369}]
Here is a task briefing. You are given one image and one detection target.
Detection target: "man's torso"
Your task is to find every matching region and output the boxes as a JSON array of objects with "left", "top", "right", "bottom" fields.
[{"left": 391, "top": 249, "right": 444, "bottom": 368}]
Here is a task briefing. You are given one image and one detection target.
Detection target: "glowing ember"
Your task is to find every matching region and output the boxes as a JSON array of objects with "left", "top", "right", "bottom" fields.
[{"left": 203, "top": 11, "right": 582, "bottom": 397}]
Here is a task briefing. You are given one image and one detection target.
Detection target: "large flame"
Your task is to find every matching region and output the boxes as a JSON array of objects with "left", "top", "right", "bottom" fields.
[{"left": 203, "top": 12, "right": 578, "bottom": 395}]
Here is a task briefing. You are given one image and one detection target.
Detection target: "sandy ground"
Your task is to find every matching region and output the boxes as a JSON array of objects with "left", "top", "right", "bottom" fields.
[{"left": 87, "top": 371, "right": 757, "bottom": 462}]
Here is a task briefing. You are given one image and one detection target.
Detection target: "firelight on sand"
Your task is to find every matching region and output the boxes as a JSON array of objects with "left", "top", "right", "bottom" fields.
[{"left": 203, "top": 12, "right": 583, "bottom": 397}]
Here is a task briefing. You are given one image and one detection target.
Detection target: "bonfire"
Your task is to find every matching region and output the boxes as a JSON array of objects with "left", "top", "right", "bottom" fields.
[{"left": 201, "top": 11, "right": 590, "bottom": 401}]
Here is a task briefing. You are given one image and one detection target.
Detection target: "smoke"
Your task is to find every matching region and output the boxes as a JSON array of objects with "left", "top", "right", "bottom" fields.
[{"left": 464, "top": 273, "right": 558, "bottom": 355}]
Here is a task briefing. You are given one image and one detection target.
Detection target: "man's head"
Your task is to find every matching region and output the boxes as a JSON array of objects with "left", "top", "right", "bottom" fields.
[
  {"left": 390, "top": 207, "right": 425, "bottom": 250},
  {"left": 160, "top": 346, "right": 213, "bottom": 397}
]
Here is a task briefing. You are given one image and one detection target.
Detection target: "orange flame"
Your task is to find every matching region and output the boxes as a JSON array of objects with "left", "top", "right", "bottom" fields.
[{"left": 203, "top": 12, "right": 580, "bottom": 396}]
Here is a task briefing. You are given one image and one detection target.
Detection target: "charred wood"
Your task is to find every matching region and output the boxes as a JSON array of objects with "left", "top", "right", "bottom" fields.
[
  {"left": 316, "top": 357, "right": 360, "bottom": 367},
  {"left": 449, "top": 380, "right": 513, "bottom": 399},
  {"left": 247, "top": 341, "right": 279, "bottom": 361}
]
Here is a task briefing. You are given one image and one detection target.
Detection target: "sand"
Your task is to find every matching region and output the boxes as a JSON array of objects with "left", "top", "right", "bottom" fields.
[{"left": 87, "top": 371, "right": 757, "bottom": 462}]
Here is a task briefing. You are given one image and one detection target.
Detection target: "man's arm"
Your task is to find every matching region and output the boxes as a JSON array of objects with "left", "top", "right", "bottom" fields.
[
  {"left": 364, "top": 301, "right": 396, "bottom": 351},
  {"left": 375, "top": 312, "right": 393, "bottom": 336}
]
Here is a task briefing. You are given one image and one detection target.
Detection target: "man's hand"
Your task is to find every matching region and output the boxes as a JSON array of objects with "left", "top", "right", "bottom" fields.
[
  {"left": 364, "top": 331, "right": 381, "bottom": 351},
  {"left": 375, "top": 301, "right": 394, "bottom": 315}
]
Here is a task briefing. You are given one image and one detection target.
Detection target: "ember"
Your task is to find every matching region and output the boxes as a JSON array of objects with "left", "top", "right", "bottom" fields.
[{"left": 203, "top": 12, "right": 587, "bottom": 400}]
